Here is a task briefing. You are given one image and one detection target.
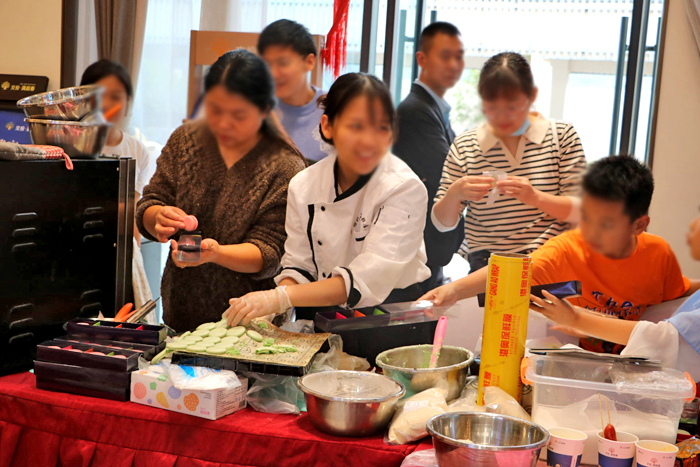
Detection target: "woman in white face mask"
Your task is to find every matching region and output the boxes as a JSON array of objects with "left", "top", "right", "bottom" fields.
[
  {"left": 431, "top": 52, "right": 587, "bottom": 272},
  {"left": 224, "top": 73, "right": 431, "bottom": 326}
]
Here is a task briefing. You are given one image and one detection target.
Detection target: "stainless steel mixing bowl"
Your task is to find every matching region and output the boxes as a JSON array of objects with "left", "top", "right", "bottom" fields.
[
  {"left": 17, "top": 85, "right": 103, "bottom": 121},
  {"left": 25, "top": 118, "right": 111, "bottom": 159},
  {"left": 376, "top": 345, "right": 474, "bottom": 401},
  {"left": 427, "top": 412, "right": 550, "bottom": 467},
  {"left": 298, "top": 370, "right": 405, "bottom": 437}
]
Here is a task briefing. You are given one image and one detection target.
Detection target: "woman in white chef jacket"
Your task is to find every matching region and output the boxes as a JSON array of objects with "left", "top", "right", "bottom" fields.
[{"left": 224, "top": 72, "right": 430, "bottom": 325}]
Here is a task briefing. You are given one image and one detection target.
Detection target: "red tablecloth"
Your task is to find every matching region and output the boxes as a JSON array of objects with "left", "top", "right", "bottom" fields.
[{"left": 0, "top": 372, "right": 422, "bottom": 467}]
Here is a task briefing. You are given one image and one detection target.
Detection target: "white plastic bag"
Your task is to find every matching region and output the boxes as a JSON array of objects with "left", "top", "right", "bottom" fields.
[
  {"left": 483, "top": 386, "right": 531, "bottom": 421},
  {"left": 280, "top": 319, "right": 315, "bottom": 334},
  {"left": 444, "top": 377, "right": 530, "bottom": 421},
  {"left": 447, "top": 378, "right": 484, "bottom": 413},
  {"left": 400, "top": 449, "right": 439, "bottom": 467},
  {"left": 387, "top": 387, "right": 448, "bottom": 445},
  {"left": 243, "top": 372, "right": 306, "bottom": 415},
  {"left": 243, "top": 333, "right": 368, "bottom": 415},
  {"left": 311, "top": 334, "right": 370, "bottom": 372},
  {"left": 157, "top": 361, "right": 241, "bottom": 391}
]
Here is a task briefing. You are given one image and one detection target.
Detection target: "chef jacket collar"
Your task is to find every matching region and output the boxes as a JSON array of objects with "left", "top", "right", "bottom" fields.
[
  {"left": 476, "top": 112, "right": 549, "bottom": 153},
  {"left": 333, "top": 159, "right": 376, "bottom": 202}
]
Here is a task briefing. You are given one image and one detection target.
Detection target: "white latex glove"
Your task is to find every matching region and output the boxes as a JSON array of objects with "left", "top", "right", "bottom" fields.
[{"left": 224, "top": 286, "right": 292, "bottom": 327}]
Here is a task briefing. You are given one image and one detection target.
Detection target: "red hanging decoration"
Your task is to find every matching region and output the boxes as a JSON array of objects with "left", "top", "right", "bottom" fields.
[{"left": 321, "top": 0, "right": 352, "bottom": 78}]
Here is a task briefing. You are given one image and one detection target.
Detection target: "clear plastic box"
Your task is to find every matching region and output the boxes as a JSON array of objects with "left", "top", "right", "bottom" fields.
[{"left": 524, "top": 354, "right": 695, "bottom": 465}]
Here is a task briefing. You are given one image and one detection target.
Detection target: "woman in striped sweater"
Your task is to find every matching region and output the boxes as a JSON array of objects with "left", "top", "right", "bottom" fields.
[{"left": 431, "top": 52, "right": 586, "bottom": 272}]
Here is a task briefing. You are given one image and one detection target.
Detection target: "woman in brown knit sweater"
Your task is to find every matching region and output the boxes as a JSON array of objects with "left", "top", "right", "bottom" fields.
[{"left": 136, "top": 50, "right": 306, "bottom": 332}]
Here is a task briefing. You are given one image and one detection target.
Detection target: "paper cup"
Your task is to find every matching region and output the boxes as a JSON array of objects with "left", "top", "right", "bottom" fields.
[
  {"left": 635, "top": 440, "right": 679, "bottom": 467},
  {"left": 546, "top": 427, "right": 587, "bottom": 467},
  {"left": 598, "top": 431, "right": 639, "bottom": 467}
]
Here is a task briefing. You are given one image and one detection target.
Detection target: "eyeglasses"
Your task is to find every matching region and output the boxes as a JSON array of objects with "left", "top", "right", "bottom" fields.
[{"left": 481, "top": 101, "right": 530, "bottom": 121}]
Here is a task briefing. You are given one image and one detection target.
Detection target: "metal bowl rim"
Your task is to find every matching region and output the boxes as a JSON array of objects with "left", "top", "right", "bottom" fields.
[
  {"left": 375, "top": 344, "right": 475, "bottom": 374},
  {"left": 298, "top": 370, "right": 406, "bottom": 403},
  {"left": 426, "top": 411, "right": 550, "bottom": 452},
  {"left": 17, "top": 85, "right": 104, "bottom": 108},
  {"left": 25, "top": 118, "right": 112, "bottom": 128}
]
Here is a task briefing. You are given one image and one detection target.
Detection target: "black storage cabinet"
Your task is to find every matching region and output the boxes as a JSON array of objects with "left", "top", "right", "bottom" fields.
[{"left": 0, "top": 158, "right": 134, "bottom": 374}]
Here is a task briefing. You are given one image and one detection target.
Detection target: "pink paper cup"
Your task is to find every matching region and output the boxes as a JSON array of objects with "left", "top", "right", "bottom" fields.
[
  {"left": 635, "top": 440, "right": 678, "bottom": 467},
  {"left": 546, "top": 427, "right": 587, "bottom": 467},
  {"left": 598, "top": 431, "right": 639, "bottom": 467}
]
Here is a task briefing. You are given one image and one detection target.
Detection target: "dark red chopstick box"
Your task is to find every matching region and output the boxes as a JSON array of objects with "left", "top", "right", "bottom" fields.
[{"left": 66, "top": 318, "right": 167, "bottom": 345}]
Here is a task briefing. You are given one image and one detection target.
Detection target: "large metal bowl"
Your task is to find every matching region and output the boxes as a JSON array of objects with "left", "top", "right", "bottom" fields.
[
  {"left": 17, "top": 85, "right": 103, "bottom": 121},
  {"left": 376, "top": 345, "right": 474, "bottom": 401},
  {"left": 298, "top": 370, "right": 405, "bottom": 437},
  {"left": 25, "top": 118, "right": 111, "bottom": 159},
  {"left": 427, "top": 412, "right": 550, "bottom": 467}
]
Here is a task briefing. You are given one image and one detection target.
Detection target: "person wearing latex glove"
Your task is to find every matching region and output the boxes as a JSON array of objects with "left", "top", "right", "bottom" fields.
[
  {"left": 225, "top": 286, "right": 292, "bottom": 326},
  {"left": 431, "top": 51, "right": 585, "bottom": 273},
  {"left": 136, "top": 50, "right": 306, "bottom": 332},
  {"left": 225, "top": 73, "right": 430, "bottom": 326},
  {"left": 527, "top": 216, "right": 700, "bottom": 379}
]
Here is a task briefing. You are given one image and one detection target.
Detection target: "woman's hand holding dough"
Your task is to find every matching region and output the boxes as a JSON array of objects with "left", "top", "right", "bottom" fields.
[{"left": 154, "top": 206, "right": 187, "bottom": 242}]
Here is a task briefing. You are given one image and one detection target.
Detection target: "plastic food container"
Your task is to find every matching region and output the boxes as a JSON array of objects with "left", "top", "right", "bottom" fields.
[
  {"left": 523, "top": 354, "right": 696, "bottom": 465},
  {"left": 177, "top": 231, "right": 201, "bottom": 262}
]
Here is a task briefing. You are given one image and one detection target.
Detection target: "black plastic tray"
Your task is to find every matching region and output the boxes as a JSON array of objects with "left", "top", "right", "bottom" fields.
[
  {"left": 314, "top": 306, "right": 391, "bottom": 332},
  {"left": 313, "top": 305, "right": 440, "bottom": 364},
  {"left": 34, "top": 360, "right": 131, "bottom": 401},
  {"left": 333, "top": 320, "right": 439, "bottom": 365},
  {"left": 170, "top": 352, "right": 314, "bottom": 377},
  {"left": 66, "top": 318, "right": 166, "bottom": 345},
  {"left": 36, "top": 340, "right": 140, "bottom": 372},
  {"left": 55, "top": 335, "right": 165, "bottom": 360}
]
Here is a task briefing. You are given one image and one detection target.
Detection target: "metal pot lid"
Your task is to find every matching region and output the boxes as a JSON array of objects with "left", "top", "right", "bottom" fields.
[{"left": 299, "top": 370, "right": 405, "bottom": 403}]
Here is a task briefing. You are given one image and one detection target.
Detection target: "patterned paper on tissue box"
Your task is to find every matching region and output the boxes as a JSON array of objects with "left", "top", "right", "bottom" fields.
[{"left": 130, "top": 365, "right": 247, "bottom": 420}]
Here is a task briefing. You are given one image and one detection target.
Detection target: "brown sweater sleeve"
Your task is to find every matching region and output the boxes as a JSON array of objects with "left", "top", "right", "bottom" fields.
[
  {"left": 245, "top": 153, "right": 306, "bottom": 280},
  {"left": 135, "top": 126, "right": 186, "bottom": 242}
]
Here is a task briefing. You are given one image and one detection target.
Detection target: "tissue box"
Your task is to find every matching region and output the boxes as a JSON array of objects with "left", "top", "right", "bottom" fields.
[{"left": 130, "top": 366, "right": 248, "bottom": 420}]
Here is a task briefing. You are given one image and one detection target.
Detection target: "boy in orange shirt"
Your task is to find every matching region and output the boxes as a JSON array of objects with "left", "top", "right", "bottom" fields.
[
  {"left": 421, "top": 155, "right": 699, "bottom": 353},
  {"left": 530, "top": 215, "right": 700, "bottom": 379}
]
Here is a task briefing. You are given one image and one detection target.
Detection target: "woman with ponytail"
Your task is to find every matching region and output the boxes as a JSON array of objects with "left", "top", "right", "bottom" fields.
[{"left": 137, "top": 49, "right": 306, "bottom": 331}]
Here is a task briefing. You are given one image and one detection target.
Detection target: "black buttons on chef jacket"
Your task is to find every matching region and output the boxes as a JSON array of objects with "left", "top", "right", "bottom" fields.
[
  {"left": 322, "top": 273, "right": 327, "bottom": 278},
  {"left": 318, "top": 240, "right": 323, "bottom": 246},
  {"left": 321, "top": 206, "right": 326, "bottom": 211}
]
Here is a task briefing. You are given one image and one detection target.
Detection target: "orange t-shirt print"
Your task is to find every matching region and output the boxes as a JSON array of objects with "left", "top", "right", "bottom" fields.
[{"left": 530, "top": 229, "right": 690, "bottom": 353}]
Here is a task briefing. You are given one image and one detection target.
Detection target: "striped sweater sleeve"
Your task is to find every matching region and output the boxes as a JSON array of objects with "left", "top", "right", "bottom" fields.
[
  {"left": 435, "top": 140, "right": 467, "bottom": 205},
  {"left": 556, "top": 122, "right": 586, "bottom": 196}
]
